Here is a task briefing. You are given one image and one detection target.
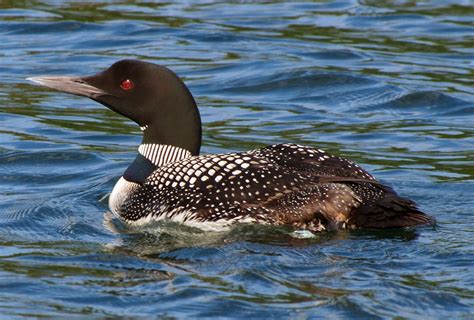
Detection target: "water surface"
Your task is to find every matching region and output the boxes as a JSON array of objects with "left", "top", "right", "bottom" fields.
[{"left": 1, "top": 1, "right": 473, "bottom": 318}]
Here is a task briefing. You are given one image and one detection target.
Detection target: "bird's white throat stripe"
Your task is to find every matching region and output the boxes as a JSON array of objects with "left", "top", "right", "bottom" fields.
[{"left": 138, "top": 144, "right": 192, "bottom": 166}]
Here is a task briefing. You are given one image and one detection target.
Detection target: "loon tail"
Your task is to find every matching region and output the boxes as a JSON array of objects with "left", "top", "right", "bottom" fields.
[{"left": 353, "top": 193, "right": 435, "bottom": 229}]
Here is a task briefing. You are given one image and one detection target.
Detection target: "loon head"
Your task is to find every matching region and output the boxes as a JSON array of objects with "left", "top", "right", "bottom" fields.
[{"left": 28, "top": 59, "right": 202, "bottom": 155}]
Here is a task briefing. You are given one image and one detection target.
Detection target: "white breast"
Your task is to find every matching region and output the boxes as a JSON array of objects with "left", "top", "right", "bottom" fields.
[{"left": 109, "top": 177, "right": 141, "bottom": 217}]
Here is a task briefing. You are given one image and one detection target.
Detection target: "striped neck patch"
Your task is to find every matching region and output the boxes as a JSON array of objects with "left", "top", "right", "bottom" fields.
[{"left": 138, "top": 144, "right": 192, "bottom": 167}]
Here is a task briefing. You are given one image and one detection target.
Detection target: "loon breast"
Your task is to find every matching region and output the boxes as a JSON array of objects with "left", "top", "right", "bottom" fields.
[{"left": 109, "top": 177, "right": 141, "bottom": 217}]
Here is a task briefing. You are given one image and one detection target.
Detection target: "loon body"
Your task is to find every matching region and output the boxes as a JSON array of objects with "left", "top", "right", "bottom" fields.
[{"left": 28, "top": 60, "right": 434, "bottom": 232}]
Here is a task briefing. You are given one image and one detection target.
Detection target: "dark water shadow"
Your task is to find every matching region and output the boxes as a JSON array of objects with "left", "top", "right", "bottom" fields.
[{"left": 104, "top": 212, "right": 426, "bottom": 261}]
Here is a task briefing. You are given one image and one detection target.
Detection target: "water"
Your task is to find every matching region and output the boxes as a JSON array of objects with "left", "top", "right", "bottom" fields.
[{"left": 1, "top": 0, "right": 473, "bottom": 318}]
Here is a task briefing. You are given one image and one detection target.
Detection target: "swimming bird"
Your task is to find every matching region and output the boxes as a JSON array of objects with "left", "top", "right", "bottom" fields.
[{"left": 28, "top": 60, "right": 434, "bottom": 232}]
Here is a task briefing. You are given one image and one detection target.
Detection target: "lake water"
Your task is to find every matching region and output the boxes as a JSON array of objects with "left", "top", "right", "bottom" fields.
[{"left": 1, "top": 1, "right": 473, "bottom": 318}]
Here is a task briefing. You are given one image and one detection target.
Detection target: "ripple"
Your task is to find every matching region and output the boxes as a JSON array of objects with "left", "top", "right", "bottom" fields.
[
  {"left": 216, "top": 69, "right": 377, "bottom": 103},
  {"left": 299, "top": 49, "right": 367, "bottom": 61}
]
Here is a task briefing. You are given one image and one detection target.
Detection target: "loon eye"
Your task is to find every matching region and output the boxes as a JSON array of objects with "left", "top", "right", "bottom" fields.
[{"left": 120, "top": 79, "right": 134, "bottom": 90}]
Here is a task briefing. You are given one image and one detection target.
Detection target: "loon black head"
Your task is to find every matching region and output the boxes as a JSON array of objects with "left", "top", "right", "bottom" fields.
[{"left": 28, "top": 60, "right": 202, "bottom": 155}]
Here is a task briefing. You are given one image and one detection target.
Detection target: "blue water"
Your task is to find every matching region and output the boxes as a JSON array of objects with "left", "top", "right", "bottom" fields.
[{"left": 1, "top": 1, "right": 474, "bottom": 318}]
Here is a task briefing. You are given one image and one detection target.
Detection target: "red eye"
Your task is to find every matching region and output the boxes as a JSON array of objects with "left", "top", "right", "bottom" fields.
[{"left": 120, "top": 79, "right": 134, "bottom": 90}]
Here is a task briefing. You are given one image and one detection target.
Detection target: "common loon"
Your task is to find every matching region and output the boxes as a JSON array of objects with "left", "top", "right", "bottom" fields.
[{"left": 28, "top": 59, "right": 434, "bottom": 232}]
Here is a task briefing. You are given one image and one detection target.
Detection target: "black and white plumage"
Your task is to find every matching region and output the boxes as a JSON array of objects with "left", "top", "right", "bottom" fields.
[{"left": 28, "top": 59, "right": 434, "bottom": 232}]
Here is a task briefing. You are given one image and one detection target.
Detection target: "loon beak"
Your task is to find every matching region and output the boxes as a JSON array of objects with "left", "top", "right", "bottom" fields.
[{"left": 27, "top": 76, "right": 107, "bottom": 99}]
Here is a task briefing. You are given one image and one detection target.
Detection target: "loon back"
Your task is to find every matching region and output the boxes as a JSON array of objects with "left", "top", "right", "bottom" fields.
[{"left": 28, "top": 59, "right": 434, "bottom": 232}]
